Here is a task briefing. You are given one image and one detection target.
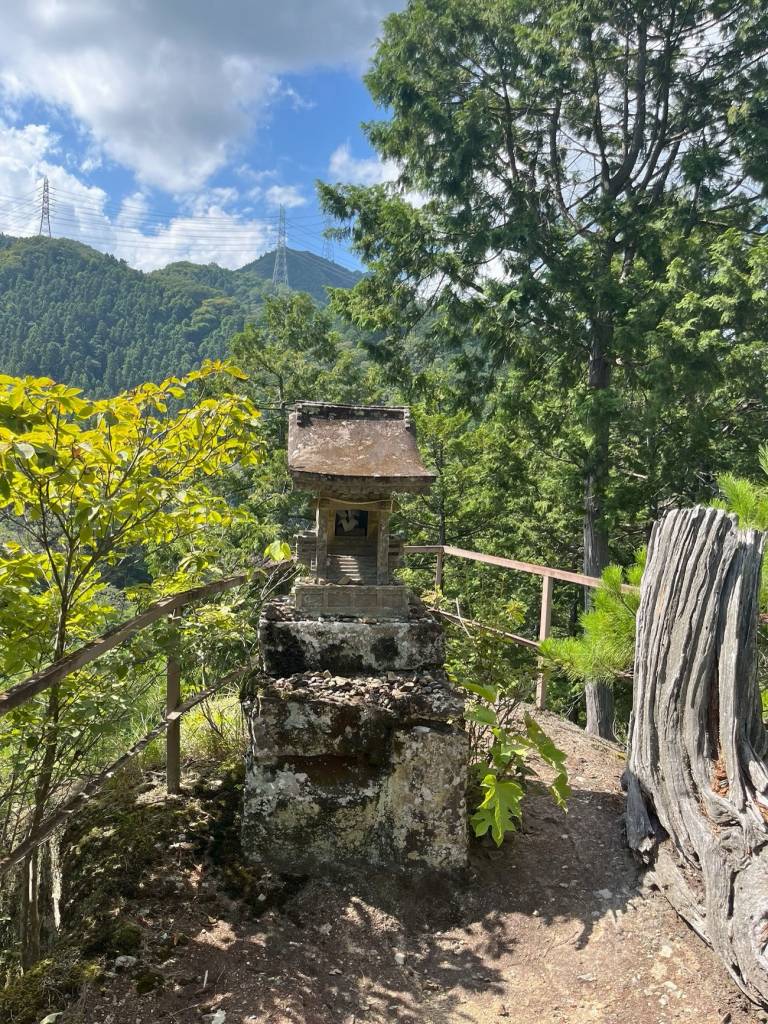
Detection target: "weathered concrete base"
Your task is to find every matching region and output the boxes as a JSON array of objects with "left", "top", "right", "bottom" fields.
[
  {"left": 294, "top": 582, "right": 409, "bottom": 619},
  {"left": 241, "top": 672, "right": 468, "bottom": 872},
  {"left": 259, "top": 598, "right": 444, "bottom": 677}
]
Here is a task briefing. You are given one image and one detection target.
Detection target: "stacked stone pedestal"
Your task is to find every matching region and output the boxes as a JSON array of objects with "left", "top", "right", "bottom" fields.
[{"left": 241, "top": 598, "right": 468, "bottom": 873}]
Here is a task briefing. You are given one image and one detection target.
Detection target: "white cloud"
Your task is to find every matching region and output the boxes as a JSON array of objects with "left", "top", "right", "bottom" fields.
[
  {"left": 0, "top": 120, "right": 274, "bottom": 271},
  {"left": 265, "top": 184, "right": 307, "bottom": 208},
  {"left": 327, "top": 141, "right": 430, "bottom": 212},
  {"left": 79, "top": 151, "right": 102, "bottom": 174},
  {"left": 328, "top": 142, "right": 399, "bottom": 186},
  {"left": 0, "top": 1, "right": 402, "bottom": 193},
  {"left": 0, "top": 122, "right": 61, "bottom": 237}
]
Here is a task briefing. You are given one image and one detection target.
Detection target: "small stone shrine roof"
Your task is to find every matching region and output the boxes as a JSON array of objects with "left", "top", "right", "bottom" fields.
[{"left": 287, "top": 402, "right": 435, "bottom": 494}]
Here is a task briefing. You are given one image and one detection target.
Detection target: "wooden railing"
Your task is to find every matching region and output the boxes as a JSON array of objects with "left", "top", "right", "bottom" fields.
[
  {"left": 0, "top": 574, "right": 248, "bottom": 718},
  {"left": 404, "top": 543, "right": 637, "bottom": 709},
  {"left": 0, "top": 572, "right": 254, "bottom": 877},
  {"left": 0, "top": 544, "right": 651, "bottom": 875}
]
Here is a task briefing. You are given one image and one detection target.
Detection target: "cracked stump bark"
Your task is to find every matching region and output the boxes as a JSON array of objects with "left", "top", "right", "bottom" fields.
[{"left": 625, "top": 506, "right": 768, "bottom": 1007}]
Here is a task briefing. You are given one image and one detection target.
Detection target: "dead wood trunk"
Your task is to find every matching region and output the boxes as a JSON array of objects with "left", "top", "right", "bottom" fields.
[{"left": 625, "top": 506, "right": 768, "bottom": 1007}]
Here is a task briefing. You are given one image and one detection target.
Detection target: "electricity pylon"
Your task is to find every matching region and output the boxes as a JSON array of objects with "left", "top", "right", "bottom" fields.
[
  {"left": 272, "top": 205, "right": 289, "bottom": 288},
  {"left": 38, "top": 177, "right": 51, "bottom": 237}
]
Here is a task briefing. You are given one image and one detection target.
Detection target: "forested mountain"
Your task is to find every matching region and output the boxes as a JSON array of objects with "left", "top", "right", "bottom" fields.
[
  {"left": 237, "top": 249, "right": 361, "bottom": 303},
  {"left": 0, "top": 235, "right": 361, "bottom": 393}
]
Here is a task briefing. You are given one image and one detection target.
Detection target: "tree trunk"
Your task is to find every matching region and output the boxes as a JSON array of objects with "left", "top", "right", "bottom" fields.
[
  {"left": 582, "top": 331, "right": 611, "bottom": 583},
  {"left": 584, "top": 681, "right": 615, "bottom": 741},
  {"left": 20, "top": 605, "right": 67, "bottom": 967},
  {"left": 583, "top": 327, "right": 614, "bottom": 738},
  {"left": 625, "top": 506, "right": 768, "bottom": 1008}
]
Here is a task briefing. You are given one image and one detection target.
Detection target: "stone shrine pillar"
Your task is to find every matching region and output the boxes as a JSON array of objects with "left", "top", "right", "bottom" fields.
[
  {"left": 376, "top": 509, "right": 390, "bottom": 585},
  {"left": 314, "top": 499, "right": 328, "bottom": 579}
]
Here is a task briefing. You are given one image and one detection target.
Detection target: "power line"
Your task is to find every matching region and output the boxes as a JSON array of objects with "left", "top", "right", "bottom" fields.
[
  {"left": 48, "top": 183, "right": 331, "bottom": 226},
  {"left": 0, "top": 187, "right": 44, "bottom": 203},
  {"left": 46, "top": 204, "right": 358, "bottom": 265},
  {"left": 0, "top": 214, "right": 362, "bottom": 270},
  {"left": 47, "top": 209, "right": 278, "bottom": 242},
  {"left": 48, "top": 197, "right": 276, "bottom": 231},
  {"left": 322, "top": 217, "right": 335, "bottom": 264},
  {"left": 285, "top": 227, "right": 360, "bottom": 272},
  {"left": 48, "top": 182, "right": 339, "bottom": 238},
  {"left": 46, "top": 234, "right": 361, "bottom": 274},
  {"left": 0, "top": 177, "right": 362, "bottom": 272},
  {"left": 288, "top": 247, "right": 360, "bottom": 280}
]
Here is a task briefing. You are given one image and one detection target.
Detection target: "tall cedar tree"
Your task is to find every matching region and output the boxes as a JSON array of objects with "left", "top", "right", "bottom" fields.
[{"left": 319, "top": 0, "right": 768, "bottom": 735}]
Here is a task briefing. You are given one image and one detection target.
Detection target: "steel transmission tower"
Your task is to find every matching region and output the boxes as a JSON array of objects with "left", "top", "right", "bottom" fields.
[
  {"left": 38, "top": 177, "right": 51, "bottom": 237},
  {"left": 322, "top": 217, "right": 335, "bottom": 263},
  {"left": 272, "top": 205, "right": 289, "bottom": 288}
]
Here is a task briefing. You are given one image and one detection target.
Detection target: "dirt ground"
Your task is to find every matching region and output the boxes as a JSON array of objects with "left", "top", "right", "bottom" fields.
[{"left": 65, "top": 712, "right": 767, "bottom": 1024}]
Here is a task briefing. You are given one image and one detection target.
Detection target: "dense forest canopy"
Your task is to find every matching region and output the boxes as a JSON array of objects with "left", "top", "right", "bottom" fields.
[
  {"left": 0, "top": 235, "right": 361, "bottom": 394},
  {"left": 318, "top": 0, "right": 768, "bottom": 733},
  {"left": 320, "top": 0, "right": 768, "bottom": 576}
]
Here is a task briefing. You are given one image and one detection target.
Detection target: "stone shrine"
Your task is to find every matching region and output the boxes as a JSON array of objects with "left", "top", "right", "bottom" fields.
[
  {"left": 241, "top": 402, "right": 468, "bottom": 872},
  {"left": 290, "top": 401, "right": 434, "bottom": 619}
]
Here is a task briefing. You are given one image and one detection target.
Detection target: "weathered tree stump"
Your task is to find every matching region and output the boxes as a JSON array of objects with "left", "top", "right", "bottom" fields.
[{"left": 625, "top": 506, "right": 768, "bottom": 1007}]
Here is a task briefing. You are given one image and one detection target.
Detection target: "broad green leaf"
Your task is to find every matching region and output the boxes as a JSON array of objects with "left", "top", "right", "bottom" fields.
[
  {"left": 465, "top": 704, "right": 497, "bottom": 726},
  {"left": 460, "top": 680, "right": 499, "bottom": 703},
  {"left": 470, "top": 773, "right": 524, "bottom": 846},
  {"left": 14, "top": 441, "right": 35, "bottom": 459},
  {"left": 264, "top": 540, "right": 292, "bottom": 562}
]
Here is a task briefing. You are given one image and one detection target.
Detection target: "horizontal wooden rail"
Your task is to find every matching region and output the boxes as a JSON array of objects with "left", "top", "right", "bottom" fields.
[
  {"left": 406, "top": 543, "right": 637, "bottom": 593},
  {"left": 406, "top": 543, "right": 640, "bottom": 708},
  {"left": 0, "top": 573, "right": 248, "bottom": 717},
  {"left": 0, "top": 665, "right": 250, "bottom": 877}
]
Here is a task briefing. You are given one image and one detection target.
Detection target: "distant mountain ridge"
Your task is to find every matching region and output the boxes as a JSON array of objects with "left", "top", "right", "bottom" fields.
[
  {"left": 238, "top": 249, "right": 362, "bottom": 299},
  {"left": 0, "top": 235, "right": 362, "bottom": 394}
]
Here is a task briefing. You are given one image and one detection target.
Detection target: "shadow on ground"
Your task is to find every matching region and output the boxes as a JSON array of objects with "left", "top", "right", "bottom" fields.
[
  {"left": 60, "top": 720, "right": 760, "bottom": 1024},
  {"left": 67, "top": 777, "right": 641, "bottom": 1024}
]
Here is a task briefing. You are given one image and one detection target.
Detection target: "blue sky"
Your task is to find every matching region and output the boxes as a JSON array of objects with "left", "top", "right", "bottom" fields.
[{"left": 0, "top": 1, "right": 402, "bottom": 271}]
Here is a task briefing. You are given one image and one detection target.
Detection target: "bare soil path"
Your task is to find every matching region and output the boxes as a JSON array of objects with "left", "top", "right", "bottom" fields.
[{"left": 67, "top": 713, "right": 766, "bottom": 1024}]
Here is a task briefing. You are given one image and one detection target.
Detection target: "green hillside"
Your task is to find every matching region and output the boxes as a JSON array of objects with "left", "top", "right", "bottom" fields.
[
  {"left": 0, "top": 235, "right": 361, "bottom": 394},
  {"left": 237, "top": 249, "right": 361, "bottom": 303}
]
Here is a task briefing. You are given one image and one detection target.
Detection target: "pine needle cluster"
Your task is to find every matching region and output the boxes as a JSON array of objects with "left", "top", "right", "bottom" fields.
[{"left": 542, "top": 555, "right": 644, "bottom": 685}]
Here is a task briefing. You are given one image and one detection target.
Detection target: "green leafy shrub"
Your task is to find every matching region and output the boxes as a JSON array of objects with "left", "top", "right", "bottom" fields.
[
  {"left": 714, "top": 446, "right": 768, "bottom": 711},
  {"left": 464, "top": 693, "right": 570, "bottom": 846},
  {"left": 447, "top": 625, "right": 569, "bottom": 846},
  {"left": 180, "top": 693, "right": 246, "bottom": 762},
  {"left": 714, "top": 444, "right": 768, "bottom": 610}
]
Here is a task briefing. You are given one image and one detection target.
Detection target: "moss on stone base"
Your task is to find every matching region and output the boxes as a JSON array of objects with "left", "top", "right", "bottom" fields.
[{"left": 0, "top": 952, "right": 102, "bottom": 1024}]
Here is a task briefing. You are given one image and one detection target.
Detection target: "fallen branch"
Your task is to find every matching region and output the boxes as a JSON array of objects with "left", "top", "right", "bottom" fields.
[{"left": 430, "top": 608, "right": 540, "bottom": 651}]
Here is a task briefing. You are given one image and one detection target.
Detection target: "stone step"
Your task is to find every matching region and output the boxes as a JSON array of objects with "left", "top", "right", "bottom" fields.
[{"left": 326, "top": 553, "right": 378, "bottom": 583}]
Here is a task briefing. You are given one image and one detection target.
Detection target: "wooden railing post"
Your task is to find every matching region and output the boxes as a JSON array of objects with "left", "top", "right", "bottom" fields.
[
  {"left": 166, "top": 613, "right": 181, "bottom": 795},
  {"left": 435, "top": 547, "right": 444, "bottom": 591},
  {"left": 535, "top": 575, "right": 554, "bottom": 710}
]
